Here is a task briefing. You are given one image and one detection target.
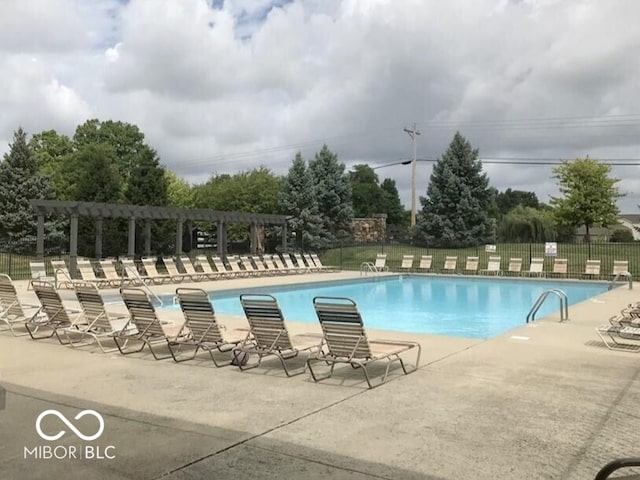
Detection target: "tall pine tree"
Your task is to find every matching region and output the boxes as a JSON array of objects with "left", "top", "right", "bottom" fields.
[
  {"left": 279, "top": 152, "right": 323, "bottom": 250},
  {"left": 0, "top": 128, "right": 63, "bottom": 253},
  {"left": 415, "top": 132, "right": 495, "bottom": 247},
  {"left": 308, "top": 145, "right": 353, "bottom": 245}
]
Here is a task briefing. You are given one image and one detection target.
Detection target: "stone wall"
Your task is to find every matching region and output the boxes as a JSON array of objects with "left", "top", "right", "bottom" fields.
[{"left": 351, "top": 214, "right": 387, "bottom": 242}]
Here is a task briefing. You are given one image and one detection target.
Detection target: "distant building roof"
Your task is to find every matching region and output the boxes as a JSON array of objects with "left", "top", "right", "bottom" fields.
[{"left": 619, "top": 214, "right": 640, "bottom": 224}]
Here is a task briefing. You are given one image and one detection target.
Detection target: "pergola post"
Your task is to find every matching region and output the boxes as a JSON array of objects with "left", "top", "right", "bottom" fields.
[
  {"left": 69, "top": 213, "right": 79, "bottom": 279},
  {"left": 250, "top": 222, "right": 258, "bottom": 255},
  {"left": 144, "top": 219, "right": 152, "bottom": 257},
  {"left": 128, "top": 217, "right": 136, "bottom": 257},
  {"left": 185, "top": 220, "right": 193, "bottom": 251},
  {"left": 95, "top": 217, "right": 103, "bottom": 259},
  {"left": 175, "top": 220, "right": 183, "bottom": 255},
  {"left": 281, "top": 222, "right": 287, "bottom": 253},
  {"left": 217, "top": 221, "right": 227, "bottom": 259},
  {"left": 36, "top": 214, "right": 45, "bottom": 261}
]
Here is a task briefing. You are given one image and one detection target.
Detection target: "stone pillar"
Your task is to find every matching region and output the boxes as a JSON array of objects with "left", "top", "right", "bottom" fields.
[
  {"left": 95, "top": 217, "right": 103, "bottom": 259},
  {"left": 128, "top": 217, "right": 136, "bottom": 257},
  {"left": 36, "top": 214, "right": 45, "bottom": 260},
  {"left": 69, "top": 213, "right": 79, "bottom": 279},
  {"left": 175, "top": 220, "right": 183, "bottom": 255},
  {"left": 144, "top": 219, "right": 152, "bottom": 257}
]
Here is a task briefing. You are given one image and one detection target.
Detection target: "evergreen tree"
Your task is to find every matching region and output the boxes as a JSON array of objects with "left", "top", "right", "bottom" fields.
[
  {"left": 308, "top": 145, "right": 353, "bottom": 244},
  {"left": 124, "top": 146, "right": 168, "bottom": 206},
  {"left": 279, "top": 153, "right": 323, "bottom": 250},
  {"left": 415, "top": 132, "right": 495, "bottom": 247},
  {"left": 0, "top": 128, "right": 63, "bottom": 252},
  {"left": 380, "top": 178, "right": 408, "bottom": 227}
]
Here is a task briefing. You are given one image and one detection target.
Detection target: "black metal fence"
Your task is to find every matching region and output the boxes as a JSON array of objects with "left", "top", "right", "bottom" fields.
[
  {"left": 320, "top": 241, "right": 640, "bottom": 279},
  {"left": 3, "top": 240, "right": 640, "bottom": 281}
]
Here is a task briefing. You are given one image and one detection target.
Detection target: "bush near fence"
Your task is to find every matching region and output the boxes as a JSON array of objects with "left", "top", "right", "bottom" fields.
[{"left": 320, "top": 242, "right": 640, "bottom": 279}]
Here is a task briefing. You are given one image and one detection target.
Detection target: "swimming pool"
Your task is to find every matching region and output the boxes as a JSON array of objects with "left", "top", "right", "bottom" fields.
[{"left": 162, "top": 276, "right": 609, "bottom": 339}]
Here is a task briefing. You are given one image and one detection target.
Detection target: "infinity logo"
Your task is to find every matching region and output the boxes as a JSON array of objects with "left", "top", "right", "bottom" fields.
[{"left": 36, "top": 410, "right": 104, "bottom": 441}]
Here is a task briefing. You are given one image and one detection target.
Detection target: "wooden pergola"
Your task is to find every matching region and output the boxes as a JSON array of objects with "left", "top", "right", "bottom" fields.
[{"left": 30, "top": 200, "right": 289, "bottom": 276}]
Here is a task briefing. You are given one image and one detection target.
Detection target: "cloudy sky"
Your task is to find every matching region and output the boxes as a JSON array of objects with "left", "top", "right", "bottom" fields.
[{"left": 1, "top": 0, "right": 640, "bottom": 212}]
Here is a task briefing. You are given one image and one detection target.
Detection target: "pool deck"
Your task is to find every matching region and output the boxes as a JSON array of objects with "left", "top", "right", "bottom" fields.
[{"left": 1, "top": 272, "right": 640, "bottom": 479}]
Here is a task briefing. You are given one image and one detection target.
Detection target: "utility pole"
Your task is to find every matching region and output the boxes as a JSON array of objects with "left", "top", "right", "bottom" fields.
[{"left": 404, "top": 123, "right": 421, "bottom": 227}]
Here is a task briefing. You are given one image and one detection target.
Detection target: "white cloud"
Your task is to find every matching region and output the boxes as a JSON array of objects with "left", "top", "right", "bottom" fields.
[{"left": 1, "top": 0, "right": 640, "bottom": 212}]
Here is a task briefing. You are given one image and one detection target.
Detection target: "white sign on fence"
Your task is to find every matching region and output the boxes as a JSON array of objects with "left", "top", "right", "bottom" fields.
[{"left": 544, "top": 242, "right": 557, "bottom": 257}]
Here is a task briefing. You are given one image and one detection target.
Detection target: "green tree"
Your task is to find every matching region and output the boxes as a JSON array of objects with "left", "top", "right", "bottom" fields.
[
  {"left": 550, "top": 158, "right": 623, "bottom": 243},
  {"left": 497, "top": 206, "right": 557, "bottom": 242},
  {"left": 30, "top": 130, "right": 75, "bottom": 200},
  {"left": 0, "top": 128, "right": 63, "bottom": 252},
  {"left": 279, "top": 153, "right": 323, "bottom": 250},
  {"left": 124, "top": 147, "right": 168, "bottom": 206},
  {"left": 165, "top": 171, "right": 193, "bottom": 208},
  {"left": 415, "top": 132, "right": 495, "bottom": 247},
  {"left": 72, "top": 144, "right": 121, "bottom": 203},
  {"left": 349, "top": 164, "right": 386, "bottom": 217},
  {"left": 380, "top": 178, "right": 408, "bottom": 228},
  {"left": 308, "top": 145, "right": 353, "bottom": 244},
  {"left": 495, "top": 188, "right": 539, "bottom": 216}
]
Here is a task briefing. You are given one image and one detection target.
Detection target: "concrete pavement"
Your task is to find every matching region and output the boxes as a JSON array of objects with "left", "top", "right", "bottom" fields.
[{"left": 1, "top": 272, "right": 639, "bottom": 479}]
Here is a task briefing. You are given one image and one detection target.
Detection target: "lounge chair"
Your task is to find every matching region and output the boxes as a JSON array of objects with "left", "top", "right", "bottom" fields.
[
  {"left": 281, "top": 253, "right": 304, "bottom": 274},
  {"left": 596, "top": 323, "right": 640, "bottom": 352},
  {"left": 442, "top": 256, "right": 457, "bottom": 273},
  {"left": 482, "top": 256, "right": 502, "bottom": 275},
  {"left": 28, "top": 261, "right": 55, "bottom": 288},
  {"left": 292, "top": 252, "right": 314, "bottom": 272},
  {"left": 120, "top": 258, "right": 150, "bottom": 285},
  {"left": 113, "top": 288, "right": 184, "bottom": 359},
  {"left": 0, "top": 274, "right": 38, "bottom": 336},
  {"left": 399, "top": 255, "right": 414, "bottom": 272},
  {"left": 551, "top": 258, "right": 568, "bottom": 278},
  {"left": 239, "top": 256, "right": 261, "bottom": 276},
  {"left": 194, "top": 255, "right": 222, "bottom": 280},
  {"left": 522, "top": 258, "right": 544, "bottom": 277},
  {"left": 76, "top": 259, "right": 116, "bottom": 288},
  {"left": 140, "top": 257, "right": 173, "bottom": 284},
  {"left": 584, "top": 259, "right": 601, "bottom": 279},
  {"left": 65, "top": 282, "right": 131, "bottom": 352},
  {"left": 180, "top": 255, "right": 207, "bottom": 281},
  {"left": 99, "top": 259, "right": 128, "bottom": 286},
  {"left": 613, "top": 260, "right": 630, "bottom": 277},
  {"left": 308, "top": 296, "right": 421, "bottom": 388},
  {"left": 464, "top": 256, "right": 479, "bottom": 274},
  {"left": 210, "top": 256, "right": 236, "bottom": 278},
  {"left": 374, "top": 254, "right": 388, "bottom": 272},
  {"left": 50, "top": 260, "right": 77, "bottom": 289},
  {"left": 418, "top": 255, "right": 432, "bottom": 272},
  {"left": 170, "top": 288, "right": 249, "bottom": 365},
  {"left": 161, "top": 257, "right": 191, "bottom": 282},
  {"left": 227, "top": 255, "right": 251, "bottom": 277},
  {"left": 507, "top": 258, "right": 522, "bottom": 275},
  {"left": 236, "top": 294, "right": 321, "bottom": 376},
  {"left": 303, "top": 253, "right": 324, "bottom": 272},
  {"left": 272, "top": 254, "right": 296, "bottom": 274},
  {"left": 25, "top": 280, "right": 83, "bottom": 343},
  {"left": 249, "top": 256, "right": 274, "bottom": 276}
]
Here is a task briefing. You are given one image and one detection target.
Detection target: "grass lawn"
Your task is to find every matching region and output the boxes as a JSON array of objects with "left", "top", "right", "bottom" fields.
[{"left": 321, "top": 242, "right": 640, "bottom": 280}]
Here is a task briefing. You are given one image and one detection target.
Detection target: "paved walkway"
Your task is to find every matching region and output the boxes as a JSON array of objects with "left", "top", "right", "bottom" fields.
[{"left": 1, "top": 273, "right": 639, "bottom": 479}]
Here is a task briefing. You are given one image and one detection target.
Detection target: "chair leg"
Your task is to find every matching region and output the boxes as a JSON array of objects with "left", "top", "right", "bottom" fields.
[
  {"left": 25, "top": 323, "right": 56, "bottom": 340},
  {"left": 167, "top": 340, "right": 199, "bottom": 363},
  {"left": 113, "top": 335, "right": 146, "bottom": 355},
  {"left": 306, "top": 356, "right": 336, "bottom": 382}
]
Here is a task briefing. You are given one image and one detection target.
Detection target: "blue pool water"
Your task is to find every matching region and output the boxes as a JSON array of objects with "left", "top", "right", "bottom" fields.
[{"left": 163, "top": 276, "right": 609, "bottom": 339}]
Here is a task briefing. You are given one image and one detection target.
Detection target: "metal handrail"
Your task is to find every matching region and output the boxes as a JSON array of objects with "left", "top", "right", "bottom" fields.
[
  {"left": 360, "top": 262, "right": 377, "bottom": 276},
  {"left": 121, "top": 264, "right": 164, "bottom": 307},
  {"left": 526, "top": 289, "right": 568, "bottom": 323},
  {"left": 53, "top": 268, "right": 74, "bottom": 289},
  {"left": 594, "top": 457, "right": 640, "bottom": 479},
  {"left": 609, "top": 271, "right": 633, "bottom": 291}
]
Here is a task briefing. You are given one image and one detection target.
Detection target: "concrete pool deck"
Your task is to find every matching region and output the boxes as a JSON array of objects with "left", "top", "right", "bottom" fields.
[{"left": 1, "top": 272, "right": 639, "bottom": 479}]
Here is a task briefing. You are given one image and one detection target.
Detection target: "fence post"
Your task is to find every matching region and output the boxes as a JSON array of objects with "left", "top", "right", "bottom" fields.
[{"left": 7, "top": 244, "right": 12, "bottom": 278}]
